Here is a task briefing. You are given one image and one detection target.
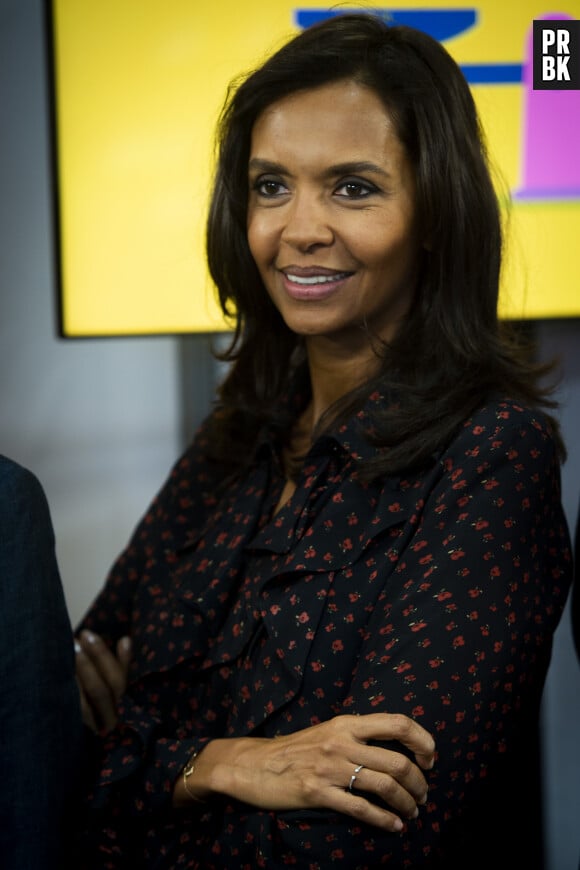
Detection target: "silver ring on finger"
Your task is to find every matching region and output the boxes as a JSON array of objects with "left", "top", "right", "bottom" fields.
[{"left": 347, "top": 763, "right": 364, "bottom": 793}]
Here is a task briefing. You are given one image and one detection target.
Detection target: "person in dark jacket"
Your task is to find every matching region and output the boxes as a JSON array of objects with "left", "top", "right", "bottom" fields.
[{"left": 0, "top": 455, "right": 82, "bottom": 869}]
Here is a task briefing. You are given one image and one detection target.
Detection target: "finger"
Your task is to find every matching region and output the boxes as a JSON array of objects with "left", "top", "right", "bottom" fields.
[
  {"left": 344, "top": 757, "right": 426, "bottom": 819},
  {"left": 350, "top": 713, "right": 436, "bottom": 767},
  {"left": 293, "top": 727, "right": 426, "bottom": 821},
  {"left": 75, "top": 636, "right": 119, "bottom": 732},
  {"left": 79, "top": 630, "right": 127, "bottom": 701},
  {"left": 76, "top": 677, "right": 98, "bottom": 733},
  {"left": 329, "top": 786, "right": 405, "bottom": 833},
  {"left": 115, "top": 635, "right": 132, "bottom": 683},
  {"left": 415, "top": 751, "right": 436, "bottom": 771},
  {"left": 356, "top": 743, "right": 429, "bottom": 802}
]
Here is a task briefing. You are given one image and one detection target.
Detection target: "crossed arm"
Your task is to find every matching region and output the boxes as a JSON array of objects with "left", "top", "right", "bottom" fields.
[{"left": 75, "top": 630, "right": 435, "bottom": 832}]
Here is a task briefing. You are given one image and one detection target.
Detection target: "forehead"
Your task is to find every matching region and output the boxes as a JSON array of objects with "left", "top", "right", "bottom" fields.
[{"left": 250, "top": 80, "right": 404, "bottom": 164}]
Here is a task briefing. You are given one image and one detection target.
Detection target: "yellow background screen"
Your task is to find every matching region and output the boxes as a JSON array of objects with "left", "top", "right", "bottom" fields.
[{"left": 50, "top": 1, "right": 580, "bottom": 335}]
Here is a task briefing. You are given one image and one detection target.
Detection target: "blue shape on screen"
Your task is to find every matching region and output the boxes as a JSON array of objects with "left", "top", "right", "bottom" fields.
[
  {"left": 295, "top": 8, "right": 477, "bottom": 42},
  {"left": 462, "top": 63, "right": 522, "bottom": 83},
  {"left": 294, "top": 9, "right": 523, "bottom": 84}
]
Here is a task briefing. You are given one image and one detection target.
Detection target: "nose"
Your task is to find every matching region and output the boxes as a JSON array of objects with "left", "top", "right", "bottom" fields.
[{"left": 280, "top": 191, "right": 334, "bottom": 252}]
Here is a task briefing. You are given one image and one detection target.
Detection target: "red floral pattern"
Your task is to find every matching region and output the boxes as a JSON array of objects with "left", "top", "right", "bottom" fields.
[{"left": 75, "top": 393, "right": 572, "bottom": 868}]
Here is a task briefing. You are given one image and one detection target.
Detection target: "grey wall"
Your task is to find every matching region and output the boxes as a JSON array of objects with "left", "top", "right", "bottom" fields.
[
  {"left": 0, "top": 0, "right": 184, "bottom": 623},
  {"left": 1, "top": 1, "right": 579, "bottom": 867},
  {"left": 537, "top": 320, "right": 580, "bottom": 870}
]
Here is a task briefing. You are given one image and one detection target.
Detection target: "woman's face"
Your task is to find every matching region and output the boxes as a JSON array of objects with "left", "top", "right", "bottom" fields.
[{"left": 247, "top": 79, "right": 423, "bottom": 349}]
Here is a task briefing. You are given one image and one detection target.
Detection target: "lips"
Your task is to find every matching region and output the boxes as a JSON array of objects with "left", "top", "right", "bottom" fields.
[
  {"left": 279, "top": 266, "right": 354, "bottom": 300},
  {"left": 284, "top": 271, "right": 353, "bottom": 285}
]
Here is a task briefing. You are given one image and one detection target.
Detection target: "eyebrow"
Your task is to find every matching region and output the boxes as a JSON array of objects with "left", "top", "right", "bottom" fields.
[{"left": 248, "top": 158, "right": 391, "bottom": 180}]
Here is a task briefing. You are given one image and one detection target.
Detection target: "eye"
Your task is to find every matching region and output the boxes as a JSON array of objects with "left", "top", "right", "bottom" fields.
[
  {"left": 334, "top": 178, "right": 378, "bottom": 199},
  {"left": 251, "top": 176, "right": 289, "bottom": 198}
]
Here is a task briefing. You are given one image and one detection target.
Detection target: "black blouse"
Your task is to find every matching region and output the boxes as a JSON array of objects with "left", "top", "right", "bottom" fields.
[{"left": 75, "top": 391, "right": 572, "bottom": 869}]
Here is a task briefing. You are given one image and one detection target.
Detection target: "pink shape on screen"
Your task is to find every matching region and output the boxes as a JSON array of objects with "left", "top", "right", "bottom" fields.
[{"left": 516, "top": 12, "right": 580, "bottom": 199}]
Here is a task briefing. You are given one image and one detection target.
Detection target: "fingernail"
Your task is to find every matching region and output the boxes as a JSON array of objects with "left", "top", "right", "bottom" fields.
[
  {"left": 74, "top": 640, "right": 82, "bottom": 654},
  {"left": 420, "top": 792, "right": 428, "bottom": 805},
  {"left": 120, "top": 636, "right": 131, "bottom": 651},
  {"left": 411, "top": 806, "right": 419, "bottom": 819},
  {"left": 83, "top": 630, "right": 97, "bottom": 644},
  {"left": 393, "top": 818, "right": 403, "bottom": 832}
]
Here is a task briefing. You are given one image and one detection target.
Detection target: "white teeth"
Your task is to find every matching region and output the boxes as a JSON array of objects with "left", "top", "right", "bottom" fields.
[{"left": 286, "top": 272, "right": 349, "bottom": 285}]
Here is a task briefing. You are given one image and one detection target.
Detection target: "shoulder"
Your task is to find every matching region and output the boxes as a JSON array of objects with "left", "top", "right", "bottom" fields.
[
  {"left": 0, "top": 456, "right": 54, "bottom": 548},
  {"left": 0, "top": 454, "right": 48, "bottom": 511},
  {"left": 146, "top": 408, "right": 237, "bottom": 523},
  {"left": 456, "top": 398, "right": 556, "bottom": 445},
  {"left": 171, "top": 407, "right": 234, "bottom": 482},
  {"left": 0, "top": 453, "right": 41, "bottom": 487},
  {"left": 438, "top": 397, "right": 561, "bottom": 484}
]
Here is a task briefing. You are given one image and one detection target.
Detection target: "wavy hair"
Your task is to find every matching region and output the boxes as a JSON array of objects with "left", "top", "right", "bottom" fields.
[{"left": 205, "top": 13, "right": 564, "bottom": 478}]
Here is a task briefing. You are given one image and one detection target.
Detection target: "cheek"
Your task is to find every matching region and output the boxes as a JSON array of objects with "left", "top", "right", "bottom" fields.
[
  {"left": 246, "top": 216, "right": 258, "bottom": 260},
  {"left": 366, "top": 222, "right": 419, "bottom": 271},
  {"left": 358, "top": 233, "right": 400, "bottom": 271},
  {"left": 247, "top": 212, "right": 274, "bottom": 264}
]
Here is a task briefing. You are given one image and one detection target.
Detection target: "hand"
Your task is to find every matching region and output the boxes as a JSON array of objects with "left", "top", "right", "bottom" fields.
[
  {"left": 74, "top": 630, "right": 132, "bottom": 733},
  {"left": 178, "top": 713, "right": 435, "bottom": 831}
]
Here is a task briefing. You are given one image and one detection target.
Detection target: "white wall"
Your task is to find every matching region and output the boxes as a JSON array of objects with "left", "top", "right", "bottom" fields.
[{"left": 1, "top": 1, "right": 579, "bottom": 867}]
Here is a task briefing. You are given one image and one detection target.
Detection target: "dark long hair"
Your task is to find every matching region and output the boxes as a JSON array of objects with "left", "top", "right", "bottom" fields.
[{"left": 205, "top": 12, "right": 564, "bottom": 478}]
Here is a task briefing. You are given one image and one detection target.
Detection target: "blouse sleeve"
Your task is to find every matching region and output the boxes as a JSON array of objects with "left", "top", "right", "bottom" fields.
[
  {"left": 333, "top": 407, "right": 572, "bottom": 863},
  {"left": 76, "top": 413, "right": 224, "bottom": 815}
]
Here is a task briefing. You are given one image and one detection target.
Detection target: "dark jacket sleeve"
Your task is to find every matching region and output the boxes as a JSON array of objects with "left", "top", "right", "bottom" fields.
[{"left": 0, "top": 456, "right": 84, "bottom": 870}]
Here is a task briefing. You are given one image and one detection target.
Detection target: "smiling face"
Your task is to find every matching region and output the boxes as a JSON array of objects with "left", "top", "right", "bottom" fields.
[{"left": 247, "top": 79, "right": 423, "bottom": 353}]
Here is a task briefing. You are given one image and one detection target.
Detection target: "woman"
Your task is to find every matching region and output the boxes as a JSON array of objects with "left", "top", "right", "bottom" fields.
[{"left": 73, "top": 14, "right": 572, "bottom": 869}]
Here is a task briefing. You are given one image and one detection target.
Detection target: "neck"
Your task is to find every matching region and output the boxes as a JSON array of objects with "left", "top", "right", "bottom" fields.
[
  {"left": 282, "top": 337, "right": 379, "bottom": 482},
  {"left": 304, "top": 335, "right": 381, "bottom": 428}
]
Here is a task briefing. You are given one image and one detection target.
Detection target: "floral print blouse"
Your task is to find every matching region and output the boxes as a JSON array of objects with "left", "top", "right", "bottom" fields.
[{"left": 74, "top": 391, "right": 572, "bottom": 869}]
